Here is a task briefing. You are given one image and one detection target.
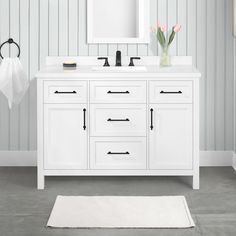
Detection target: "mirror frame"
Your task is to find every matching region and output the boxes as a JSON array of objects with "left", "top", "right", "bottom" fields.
[{"left": 87, "top": 0, "right": 150, "bottom": 44}]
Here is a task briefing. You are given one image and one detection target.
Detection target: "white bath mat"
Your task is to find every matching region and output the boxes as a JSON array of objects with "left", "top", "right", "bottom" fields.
[{"left": 47, "top": 196, "right": 195, "bottom": 228}]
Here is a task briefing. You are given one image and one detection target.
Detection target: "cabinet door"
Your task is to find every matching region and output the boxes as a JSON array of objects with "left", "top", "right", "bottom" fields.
[
  {"left": 44, "top": 104, "right": 87, "bottom": 169},
  {"left": 149, "top": 104, "right": 193, "bottom": 170}
]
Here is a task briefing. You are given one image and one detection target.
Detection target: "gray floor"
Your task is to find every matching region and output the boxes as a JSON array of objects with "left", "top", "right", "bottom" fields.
[{"left": 0, "top": 168, "right": 236, "bottom": 236}]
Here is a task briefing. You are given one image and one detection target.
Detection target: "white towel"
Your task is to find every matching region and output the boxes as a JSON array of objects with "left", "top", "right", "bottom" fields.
[{"left": 0, "top": 57, "right": 29, "bottom": 108}]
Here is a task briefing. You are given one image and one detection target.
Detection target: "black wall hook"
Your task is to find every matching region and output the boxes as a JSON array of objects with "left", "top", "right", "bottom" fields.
[{"left": 0, "top": 38, "right": 21, "bottom": 59}]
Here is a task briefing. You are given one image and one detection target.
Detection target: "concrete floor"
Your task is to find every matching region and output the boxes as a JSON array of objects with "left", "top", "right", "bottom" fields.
[{"left": 0, "top": 167, "right": 236, "bottom": 236}]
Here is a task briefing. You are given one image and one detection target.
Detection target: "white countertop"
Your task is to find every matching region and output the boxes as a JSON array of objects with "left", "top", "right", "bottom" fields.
[{"left": 36, "top": 65, "right": 201, "bottom": 79}]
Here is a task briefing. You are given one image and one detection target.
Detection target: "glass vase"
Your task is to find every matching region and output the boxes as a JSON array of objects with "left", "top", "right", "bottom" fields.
[{"left": 160, "top": 47, "right": 171, "bottom": 67}]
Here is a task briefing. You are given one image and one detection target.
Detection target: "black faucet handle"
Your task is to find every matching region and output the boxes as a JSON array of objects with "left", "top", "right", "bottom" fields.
[
  {"left": 98, "top": 57, "right": 110, "bottom": 67},
  {"left": 129, "top": 57, "right": 141, "bottom": 66}
]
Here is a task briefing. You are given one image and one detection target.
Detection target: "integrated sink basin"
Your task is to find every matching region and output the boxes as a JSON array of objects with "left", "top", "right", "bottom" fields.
[{"left": 92, "top": 66, "right": 147, "bottom": 72}]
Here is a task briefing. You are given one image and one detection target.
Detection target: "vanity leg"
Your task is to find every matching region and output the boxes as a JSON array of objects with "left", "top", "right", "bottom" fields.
[
  {"left": 192, "top": 173, "right": 199, "bottom": 190},
  {"left": 37, "top": 173, "right": 45, "bottom": 190}
]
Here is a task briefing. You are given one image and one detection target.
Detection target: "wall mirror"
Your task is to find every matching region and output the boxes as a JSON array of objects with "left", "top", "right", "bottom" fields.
[{"left": 87, "top": 0, "right": 149, "bottom": 44}]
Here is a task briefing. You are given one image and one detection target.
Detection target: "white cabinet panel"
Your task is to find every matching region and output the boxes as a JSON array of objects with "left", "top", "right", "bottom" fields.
[
  {"left": 149, "top": 104, "right": 193, "bottom": 170},
  {"left": 149, "top": 81, "right": 192, "bottom": 103},
  {"left": 44, "top": 104, "right": 87, "bottom": 169},
  {"left": 90, "top": 81, "right": 146, "bottom": 103},
  {"left": 90, "top": 137, "right": 146, "bottom": 169},
  {"left": 90, "top": 104, "right": 146, "bottom": 136}
]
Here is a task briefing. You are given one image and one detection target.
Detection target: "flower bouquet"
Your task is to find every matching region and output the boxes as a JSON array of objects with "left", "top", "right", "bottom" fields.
[{"left": 151, "top": 23, "right": 181, "bottom": 66}]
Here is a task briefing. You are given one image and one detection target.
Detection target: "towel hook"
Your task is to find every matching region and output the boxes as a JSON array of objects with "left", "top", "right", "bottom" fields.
[{"left": 0, "top": 38, "right": 21, "bottom": 59}]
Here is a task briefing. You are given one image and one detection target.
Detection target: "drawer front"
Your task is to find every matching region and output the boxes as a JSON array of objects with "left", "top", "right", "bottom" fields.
[
  {"left": 90, "top": 104, "right": 146, "bottom": 136},
  {"left": 44, "top": 81, "right": 87, "bottom": 103},
  {"left": 90, "top": 81, "right": 146, "bottom": 103},
  {"left": 149, "top": 81, "right": 192, "bottom": 103},
  {"left": 90, "top": 137, "right": 146, "bottom": 169}
]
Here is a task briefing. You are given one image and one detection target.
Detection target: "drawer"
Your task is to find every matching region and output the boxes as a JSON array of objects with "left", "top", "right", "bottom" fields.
[
  {"left": 44, "top": 81, "right": 87, "bottom": 103},
  {"left": 90, "top": 81, "right": 146, "bottom": 103},
  {"left": 149, "top": 81, "right": 192, "bottom": 103},
  {"left": 90, "top": 137, "right": 146, "bottom": 169},
  {"left": 90, "top": 104, "right": 146, "bottom": 136}
]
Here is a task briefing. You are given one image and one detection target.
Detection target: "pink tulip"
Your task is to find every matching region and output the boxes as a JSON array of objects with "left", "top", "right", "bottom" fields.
[
  {"left": 173, "top": 24, "right": 181, "bottom": 33},
  {"left": 160, "top": 25, "right": 167, "bottom": 32},
  {"left": 157, "top": 22, "right": 167, "bottom": 32},
  {"left": 150, "top": 27, "right": 156, "bottom": 33}
]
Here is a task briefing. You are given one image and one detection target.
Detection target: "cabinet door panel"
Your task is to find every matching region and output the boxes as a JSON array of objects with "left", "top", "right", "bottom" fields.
[
  {"left": 149, "top": 104, "right": 193, "bottom": 170},
  {"left": 44, "top": 104, "right": 87, "bottom": 169}
]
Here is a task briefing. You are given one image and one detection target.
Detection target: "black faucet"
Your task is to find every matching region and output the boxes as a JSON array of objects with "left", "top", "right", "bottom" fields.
[{"left": 115, "top": 51, "right": 122, "bottom": 66}]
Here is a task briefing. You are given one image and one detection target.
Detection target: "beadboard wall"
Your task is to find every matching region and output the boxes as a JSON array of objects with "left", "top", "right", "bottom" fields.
[{"left": 0, "top": 0, "right": 234, "bottom": 153}]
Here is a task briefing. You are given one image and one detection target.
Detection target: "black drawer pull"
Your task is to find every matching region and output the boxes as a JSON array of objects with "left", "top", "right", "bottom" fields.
[
  {"left": 160, "top": 91, "right": 182, "bottom": 94},
  {"left": 107, "top": 91, "right": 130, "bottom": 94},
  {"left": 54, "top": 91, "right": 77, "bottom": 94},
  {"left": 150, "top": 108, "right": 154, "bottom": 130},
  {"left": 107, "top": 152, "right": 130, "bottom": 155},
  {"left": 107, "top": 118, "right": 130, "bottom": 122},
  {"left": 83, "top": 108, "right": 86, "bottom": 130}
]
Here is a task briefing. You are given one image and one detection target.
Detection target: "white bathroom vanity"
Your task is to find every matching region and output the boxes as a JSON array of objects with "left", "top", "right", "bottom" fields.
[{"left": 36, "top": 56, "right": 200, "bottom": 190}]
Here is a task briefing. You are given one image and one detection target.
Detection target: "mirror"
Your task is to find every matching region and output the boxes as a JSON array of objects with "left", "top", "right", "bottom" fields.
[{"left": 87, "top": 0, "right": 149, "bottom": 44}]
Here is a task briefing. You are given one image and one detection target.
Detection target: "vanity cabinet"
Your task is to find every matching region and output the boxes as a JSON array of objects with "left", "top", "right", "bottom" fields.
[{"left": 37, "top": 70, "right": 200, "bottom": 190}]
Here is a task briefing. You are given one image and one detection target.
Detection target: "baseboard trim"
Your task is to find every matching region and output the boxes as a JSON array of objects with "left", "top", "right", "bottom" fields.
[
  {"left": 0, "top": 151, "right": 235, "bottom": 168},
  {"left": 233, "top": 153, "right": 236, "bottom": 171},
  {"left": 0, "top": 151, "right": 37, "bottom": 166},
  {"left": 200, "top": 151, "right": 233, "bottom": 167}
]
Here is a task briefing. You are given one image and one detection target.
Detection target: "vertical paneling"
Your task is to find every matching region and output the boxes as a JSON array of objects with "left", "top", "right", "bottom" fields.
[
  {"left": 40, "top": 0, "right": 49, "bottom": 67},
  {"left": 29, "top": 0, "right": 39, "bottom": 150},
  {"left": 117, "top": 44, "right": 128, "bottom": 56},
  {"left": 225, "top": 0, "right": 234, "bottom": 150},
  {"left": 19, "top": 0, "right": 29, "bottom": 150},
  {"left": 187, "top": 0, "right": 197, "bottom": 64},
  {"left": 206, "top": 0, "right": 216, "bottom": 150},
  {"left": 49, "top": 0, "right": 59, "bottom": 56},
  {"left": 9, "top": 0, "right": 20, "bottom": 150},
  {"left": 78, "top": 0, "right": 88, "bottom": 55},
  {"left": 0, "top": 0, "right": 235, "bottom": 152},
  {"left": 108, "top": 44, "right": 118, "bottom": 56},
  {"left": 68, "top": 0, "right": 78, "bottom": 56},
  {"left": 128, "top": 44, "right": 137, "bottom": 56},
  {"left": 98, "top": 44, "right": 108, "bottom": 56},
  {"left": 88, "top": 44, "right": 98, "bottom": 56},
  {"left": 167, "top": 0, "right": 177, "bottom": 55},
  {"left": 157, "top": 0, "right": 167, "bottom": 53},
  {"left": 58, "top": 0, "right": 68, "bottom": 56},
  {"left": 197, "top": 0, "right": 207, "bottom": 150},
  {"left": 148, "top": 0, "right": 158, "bottom": 56},
  {"left": 177, "top": 0, "right": 187, "bottom": 55},
  {"left": 0, "top": 0, "right": 10, "bottom": 150},
  {"left": 215, "top": 0, "right": 225, "bottom": 150}
]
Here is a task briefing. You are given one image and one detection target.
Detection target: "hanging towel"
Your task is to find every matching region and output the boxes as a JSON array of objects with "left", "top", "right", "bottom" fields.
[{"left": 0, "top": 57, "right": 29, "bottom": 109}]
